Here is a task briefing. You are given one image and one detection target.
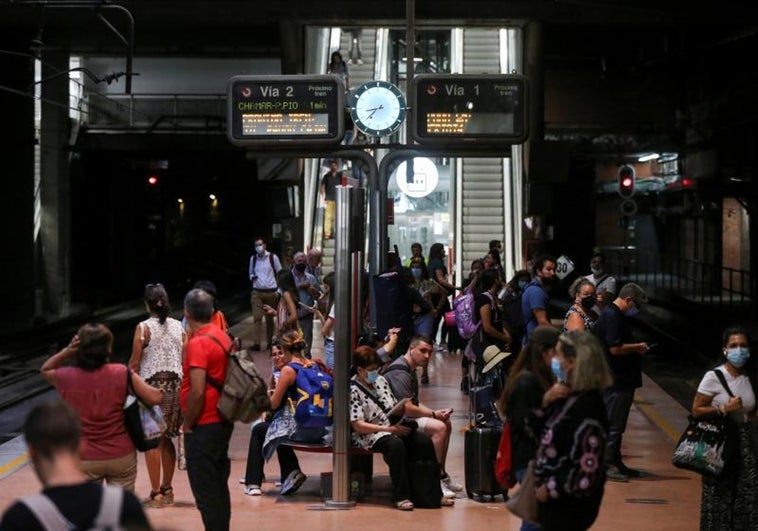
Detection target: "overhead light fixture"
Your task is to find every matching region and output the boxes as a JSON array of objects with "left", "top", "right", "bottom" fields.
[{"left": 638, "top": 153, "right": 660, "bottom": 162}]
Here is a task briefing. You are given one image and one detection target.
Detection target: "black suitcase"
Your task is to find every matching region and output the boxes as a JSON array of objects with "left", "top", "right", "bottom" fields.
[{"left": 464, "top": 425, "right": 504, "bottom": 500}]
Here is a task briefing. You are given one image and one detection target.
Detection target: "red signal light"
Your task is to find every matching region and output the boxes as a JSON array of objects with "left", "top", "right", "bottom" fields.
[
  {"left": 617, "top": 165, "right": 635, "bottom": 198},
  {"left": 147, "top": 175, "right": 159, "bottom": 186},
  {"left": 681, "top": 177, "right": 694, "bottom": 187}
]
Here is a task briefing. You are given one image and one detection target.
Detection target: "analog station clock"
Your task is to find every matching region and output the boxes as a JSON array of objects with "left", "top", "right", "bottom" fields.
[{"left": 350, "top": 80, "right": 407, "bottom": 137}]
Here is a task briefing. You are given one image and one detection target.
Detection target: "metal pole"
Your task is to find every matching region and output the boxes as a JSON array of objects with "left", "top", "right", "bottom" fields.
[{"left": 325, "top": 184, "right": 356, "bottom": 509}]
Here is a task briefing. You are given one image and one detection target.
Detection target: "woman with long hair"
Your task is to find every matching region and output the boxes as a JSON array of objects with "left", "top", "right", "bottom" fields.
[
  {"left": 264, "top": 269, "right": 300, "bottom": 336},
  {"left": 532, "top": 330, "right": 613, "bottom": 531},
  {"left": 497, "top": 326, "right": 559, "bottom": 531},
  {"left": 427, "top": 243, "right": 455, "bottom": 349},
  {"left": 41, "top": 323, "right": 162, "bottom": 491},
  {"left": 562, "top": 278, "right": 598, "bottom": 332},
  {"left": 128, "top": 284, "right": 186, "bottom": 507}
]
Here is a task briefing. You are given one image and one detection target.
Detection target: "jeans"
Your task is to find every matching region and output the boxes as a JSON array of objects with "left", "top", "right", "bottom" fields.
[
  {"left": 324, "top": 339, "right": 335, "bottom": 369},
  {"left": 185, "top": 422, "right": 234, "bottom": 531},
  {"left": 515, "top": 467, "right": 542, "bottom": 531},
  {"left": 299, "top": 315, "right": 314, "bottom": 357},
  {"left": 245, "top": 420, "right": 300, "bottom": 485},
  {"left": 603, "top": 388, "right": 635, "bottom": 466}
]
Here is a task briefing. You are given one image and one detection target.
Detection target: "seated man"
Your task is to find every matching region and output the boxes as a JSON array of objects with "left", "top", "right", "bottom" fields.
[
  {"left": 382, "top": 334, "right": 463, "bottom": 498},
  {"left": 0, "top": 400, "right": 151, "bottom": 530}
]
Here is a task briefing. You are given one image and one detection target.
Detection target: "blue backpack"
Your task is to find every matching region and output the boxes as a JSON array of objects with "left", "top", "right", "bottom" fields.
[{"left": 288, "top": 362, "right": 334, "bottom": 428}]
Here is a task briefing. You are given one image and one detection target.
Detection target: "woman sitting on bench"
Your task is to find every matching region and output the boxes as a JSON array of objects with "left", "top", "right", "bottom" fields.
[
  {"left": 262, "top": 330, "right": 326, "bottom": 495},
  {"left": 241, "top": 340, "right": 303, "bottom": 496},
  {"left": 349, "top": 346, "right": 453, "bottom": 510}
]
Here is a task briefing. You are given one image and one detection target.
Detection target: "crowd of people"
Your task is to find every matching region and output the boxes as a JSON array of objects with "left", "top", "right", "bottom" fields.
[{"left": 2, "top": 237, "right": 753, "bottom": 530}]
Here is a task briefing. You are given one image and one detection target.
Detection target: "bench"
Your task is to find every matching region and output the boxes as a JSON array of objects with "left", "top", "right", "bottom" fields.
[{"left": 278, "top": 440, "right": 375, "bottom": 482}]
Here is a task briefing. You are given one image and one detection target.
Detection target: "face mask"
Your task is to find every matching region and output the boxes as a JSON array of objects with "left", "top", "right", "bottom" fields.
[
  {"left": 591, "top": 267, "right": 603, "bottom": 275},
  {"left": 624, "top": 305, "right": 639, "bottom": 317},
  {"left": 518, "top": 280, "right": 528, "bottom": 290},
  {"left": 295, "top": 263, "right": 307, "bottom": 273},
  {"left": 411, "top": 267, "right": 422, "bottom": 279},
  {"left": 366, "top": 369, "right": 379, "bottom": 384},
  {"left": 551, "top": 357, "right": 567, "bottom": 383},
  {"left": 255, "top": 245, "right": 264, "bottom": 254},
  {"left": 580, "top": 296, "right": 595, "bottom": 310},
  {"left": 726, "top": 347, "right": 750, "bottom": 368}
]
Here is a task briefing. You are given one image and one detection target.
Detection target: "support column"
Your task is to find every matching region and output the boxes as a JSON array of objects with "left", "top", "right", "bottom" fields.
[
  {"left": 40, "top": 51, "right": 72, "bottom": 317},
  {"left": 0, "top": 32, "right": 36, "bottom": 329}
]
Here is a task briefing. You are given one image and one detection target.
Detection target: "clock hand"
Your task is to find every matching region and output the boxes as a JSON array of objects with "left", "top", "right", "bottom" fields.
[{"left": 366, "top": 104, "right": 384, "bottom": 120}]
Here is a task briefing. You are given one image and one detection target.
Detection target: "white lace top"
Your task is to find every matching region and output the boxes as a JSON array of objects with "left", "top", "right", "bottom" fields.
[{"left": 138, "top": 317, "right": 184, "bottom": 379}]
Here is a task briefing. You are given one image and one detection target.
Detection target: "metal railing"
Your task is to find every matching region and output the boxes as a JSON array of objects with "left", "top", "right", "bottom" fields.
[
  {"left": 83, "top": 93, "right": 226, "bottom": 131},
  {"left": 603, "top": 248, "right": 753, "bottom": 307}
]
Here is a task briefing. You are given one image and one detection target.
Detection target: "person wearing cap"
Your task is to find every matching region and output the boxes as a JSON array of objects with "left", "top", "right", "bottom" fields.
[
  {"left": 382, "top": 335, "right": 463, "bottom": 499},
  {"left": 496, "top": 325, "right": 559, "bottom": 531},
  {"left": 592, "top": 282, "right": 651, "bottom": 482}
]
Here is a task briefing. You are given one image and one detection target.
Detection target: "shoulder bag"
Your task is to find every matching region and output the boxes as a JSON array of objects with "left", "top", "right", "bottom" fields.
[
  {"left": 124, "top": 369, "right": 165, "bottom": 451},
  {"left": 671, "top": 369, "right": 738, "bottom": 476}
]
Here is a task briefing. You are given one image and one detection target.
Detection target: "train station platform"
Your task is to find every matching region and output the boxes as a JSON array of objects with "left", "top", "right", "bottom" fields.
[{"left": 0, "top": 316, "right": 703, "bottom": 530}]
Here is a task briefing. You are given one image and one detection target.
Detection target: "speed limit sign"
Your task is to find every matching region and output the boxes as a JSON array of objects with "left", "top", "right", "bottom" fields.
[{"left": 555, "top": 255, "right": 575, "bottom": 280}]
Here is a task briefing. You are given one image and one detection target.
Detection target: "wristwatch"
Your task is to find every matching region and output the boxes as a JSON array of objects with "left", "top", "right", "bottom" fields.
[{"left": 350, "top": 80, "right": 407, "bottom": 137}]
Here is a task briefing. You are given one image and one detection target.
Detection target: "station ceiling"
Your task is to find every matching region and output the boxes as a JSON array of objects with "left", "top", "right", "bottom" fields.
[{"left": 1, "top": 0, "right": 756, "bottom": 60}]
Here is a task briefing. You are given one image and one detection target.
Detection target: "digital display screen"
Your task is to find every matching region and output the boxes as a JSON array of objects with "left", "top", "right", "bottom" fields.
[
  {"left": 411, "top": 74, "right": 528, "bottom": 144},
  {"left": 227, "top": 75, "right": 345, "bottom": 145}
]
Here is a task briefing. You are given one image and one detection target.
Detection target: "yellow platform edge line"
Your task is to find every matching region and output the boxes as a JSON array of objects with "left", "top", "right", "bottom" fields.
[
  {"left": 0, "top": 452, "right": 28, "bottom": 478},
  {"left": 634, "top": 398, "right": 681, "bottom": 443}
]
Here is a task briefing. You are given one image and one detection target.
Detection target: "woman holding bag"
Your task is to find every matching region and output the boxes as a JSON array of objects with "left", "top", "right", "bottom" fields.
[
  {"left": 692, "top": 326, "right": 758, "bottom": 530},
  {"left": 41, "top": 323, "right": 162, "bottom": 492}
]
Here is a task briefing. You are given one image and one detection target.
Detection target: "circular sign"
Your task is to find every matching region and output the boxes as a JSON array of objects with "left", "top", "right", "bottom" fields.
[
  {"left": 620, "top": 199, "right": 638, "bottom": 217},
  {"left": 393, "top": 158, "right": 439, "bottom": 198},
  {"left": 555, "top": 255, "right": 575, "bottom": 280}
]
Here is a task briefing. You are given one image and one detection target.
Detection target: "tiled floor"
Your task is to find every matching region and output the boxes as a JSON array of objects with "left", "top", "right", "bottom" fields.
[{"left": 0, "top": 317, "right": 703, "bottom": 530}]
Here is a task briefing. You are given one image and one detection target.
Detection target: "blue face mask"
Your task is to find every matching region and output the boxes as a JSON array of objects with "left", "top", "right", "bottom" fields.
[
  {"left": 366, "top": 369, "right": 379, "bottom": 384},
  {"left": 518, "top": 280, "right": 528, "bottom": 290},
  {"left": 624, "top": 303, "right": 640, "bottom": 317},
  {"left": 726, "top": 347, "right": 750, "bottom": 368},
  {"left": 551, "top": 357, "right": 567, "bottom": 383},
  {"left": 411, "top": 267, "right": 422, "bottom": 279}
]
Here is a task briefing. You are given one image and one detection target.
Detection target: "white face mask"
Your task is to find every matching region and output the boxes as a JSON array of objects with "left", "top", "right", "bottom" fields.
[{"left": 255, "top": 245, "right": 264, "bottom": 254}]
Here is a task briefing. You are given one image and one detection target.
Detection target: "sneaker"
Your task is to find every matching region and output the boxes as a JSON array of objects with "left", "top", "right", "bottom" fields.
[
  {"left": 606, "top": 466, "right": 629, "bottom": 482},
  {"left": 281, "top": 470, "right": 307, "bottom": 495},
  {"left": 244, "top": 485, "right": 262, "bottom": 496},
  {"left": 441, "top": 483, "right": 457, "bottom": 498},
  {"left": 441, "top": 474, "right": 464, "bottom": 493}
]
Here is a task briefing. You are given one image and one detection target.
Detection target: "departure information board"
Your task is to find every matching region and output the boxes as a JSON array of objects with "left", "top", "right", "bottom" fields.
[
  {"left": 411, "top": 74, "right": 528, "bottom": 145},
  {"left": 227, "top": 75, "right": 345, "bottom": 145}
]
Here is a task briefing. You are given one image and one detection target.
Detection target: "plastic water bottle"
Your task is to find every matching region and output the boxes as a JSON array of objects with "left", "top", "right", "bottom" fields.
[{"left": 177, "top": 430, "right": 187, "bottom": 470}]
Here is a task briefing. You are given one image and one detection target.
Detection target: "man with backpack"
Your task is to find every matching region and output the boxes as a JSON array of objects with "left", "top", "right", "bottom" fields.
[
  {"left": 249, "top": 236, "right": 282, "bottom": 351},
  {"left": 0, "top": 400, "right": 151, "bottom": 530},
  {"left": 181, "top": 288, "right": 234, "bottom": 531}
]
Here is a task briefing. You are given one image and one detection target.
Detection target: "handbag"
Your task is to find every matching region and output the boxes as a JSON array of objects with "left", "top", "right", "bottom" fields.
[
  {"left": 671, "top": 369, "right": 737, "bottom": 476},
  {"left": 505, "top": 459, "right": 539, "bottom": 523},
  {"left": 123, "top": 369, "right": 165, "bottom": 452},
  {"left": 494, "top": 420, "right": 515, "bottom": 489}
]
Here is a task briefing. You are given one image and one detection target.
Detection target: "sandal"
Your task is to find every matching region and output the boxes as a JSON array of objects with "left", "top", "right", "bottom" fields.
[
  {"left": 159, "top": 485, "right": 174, "bottom": 505},
  {"left": 395, "top": 499, "right": 414, "bottom": 511},
  {"left": 142, "top": 490, "right": 163, "bottom": 509},
  {"left": 441, "top": 496, "right": 455, "bottom": 507}
]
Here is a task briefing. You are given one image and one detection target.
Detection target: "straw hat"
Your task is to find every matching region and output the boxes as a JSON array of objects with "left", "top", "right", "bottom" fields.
[{"left": 482, "top": 345, "right": 512, "bottom": 373}]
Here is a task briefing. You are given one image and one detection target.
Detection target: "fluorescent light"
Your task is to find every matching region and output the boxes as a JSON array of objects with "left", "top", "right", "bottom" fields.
[{"left": 638, "top": 153, "right": 660, "bottom": 162}]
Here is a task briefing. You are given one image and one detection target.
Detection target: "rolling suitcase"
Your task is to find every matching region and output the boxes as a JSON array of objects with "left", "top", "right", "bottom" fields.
[
  {"left": 465, "top": 365, "right": 505, "bottom": 501},
  {"left": 464, "top": 425, "right": 504, "bottom": 500}
]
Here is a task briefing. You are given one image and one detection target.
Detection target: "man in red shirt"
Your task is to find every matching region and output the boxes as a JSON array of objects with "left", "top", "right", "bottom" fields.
[{"left": 181, "top": 288, "right": 232, "bottom": 531}]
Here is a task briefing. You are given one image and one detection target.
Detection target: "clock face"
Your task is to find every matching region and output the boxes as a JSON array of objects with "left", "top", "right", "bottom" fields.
[{"left": 350, "top": 81, "right": 407, "bottom": 137}]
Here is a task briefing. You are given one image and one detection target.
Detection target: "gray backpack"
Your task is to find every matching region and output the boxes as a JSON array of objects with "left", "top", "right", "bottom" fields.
[
  {"left": 201, "top": 334, "right": 271, "bottom": 423},
  {"left": 21, "top": 484, "right": 123, "bottom": 530}
]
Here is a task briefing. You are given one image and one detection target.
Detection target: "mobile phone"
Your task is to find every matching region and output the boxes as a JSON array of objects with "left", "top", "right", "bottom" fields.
[
  {"left": 298, "top": 301, "right": 315, "bottom": 309},
  {"left": 647, "top": 342, "right": 658, "bottom": 350}
]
